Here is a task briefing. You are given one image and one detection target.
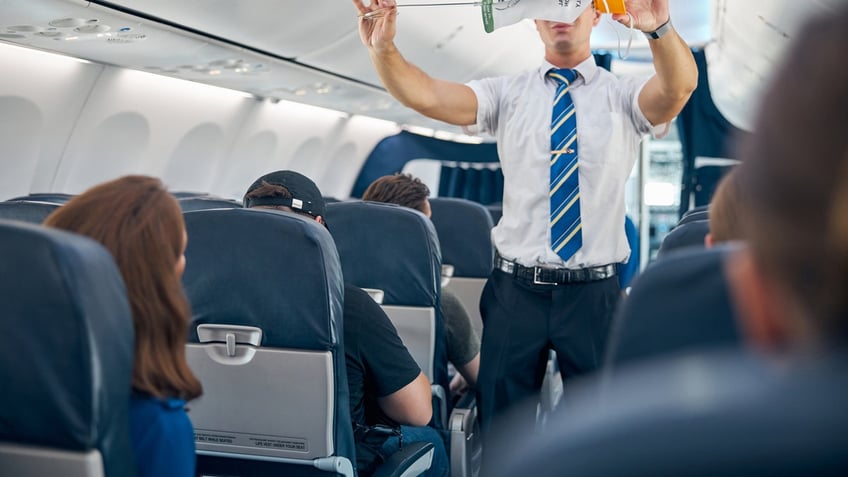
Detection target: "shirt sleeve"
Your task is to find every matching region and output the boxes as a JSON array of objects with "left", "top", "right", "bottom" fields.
[
  {"left": 346, "top": 287, "right": 422, "bottom": 398},
  {"left": 464, "top": 77, "right": 502, "bottom": 136},
  {"left": 623, "top": 75, "right": 671, "bottom": 139}
]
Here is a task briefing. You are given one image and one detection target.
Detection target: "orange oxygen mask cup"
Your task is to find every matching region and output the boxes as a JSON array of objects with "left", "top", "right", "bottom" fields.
[{"left": 594, "top": 0, "right": 627, "bottom": 15}]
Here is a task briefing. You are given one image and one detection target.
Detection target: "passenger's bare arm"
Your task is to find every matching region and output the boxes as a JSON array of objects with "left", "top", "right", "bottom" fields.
[
  {"left": 352, "top": 0, "right": 478, "bottom": 126},
  {"left": 377, "top": 371, "right": 434, "bottom": 427},
  {"left": 615, "top": 0, "right": 698, "bottom": 125}
]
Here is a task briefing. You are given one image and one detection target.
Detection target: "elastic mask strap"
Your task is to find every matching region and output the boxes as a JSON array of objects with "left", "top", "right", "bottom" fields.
[{"left": 601, "top": 0, "right": 634, "bottom": 61}]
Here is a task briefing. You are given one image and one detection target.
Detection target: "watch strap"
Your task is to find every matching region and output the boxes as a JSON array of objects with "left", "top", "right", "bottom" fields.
[{"left": 644, "top": 19, "right": 672, "bottom": 40}]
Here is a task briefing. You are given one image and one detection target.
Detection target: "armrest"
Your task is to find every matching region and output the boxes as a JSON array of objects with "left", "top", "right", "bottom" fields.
[
  {"left": 372, "top": 441, "right": 434, "bottom": 477},
  {"left": 449, "top": 394, "right": 482, "bottom": 477},
  {"left": 363, "top": 288, "right": 385, "bottom": 305},
  {"left": 441, "top": 264, "right": 455, "bottom": 287},
  {"left": 539, "top": 351, "right": 563, "bottom": 414},
  {"left": 431, "top": 384, "right": 448, "bottom": 429}
]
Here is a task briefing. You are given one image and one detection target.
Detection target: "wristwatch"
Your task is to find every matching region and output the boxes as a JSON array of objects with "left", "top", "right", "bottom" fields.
[{"left": 644, "top": 19, "right": 672, "bottom": 40}]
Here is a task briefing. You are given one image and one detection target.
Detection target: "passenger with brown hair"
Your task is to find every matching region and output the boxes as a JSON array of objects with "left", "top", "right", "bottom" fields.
[
  {"left": 45, "top": 175, "right": 202, "bottom": 477},
  {"left": 363, "top": 173, "right": 482, "bottom": 393},
  {"left": 704, "top": 167, "right": 745, "bottom": 248},
  {"left": 361, "top": 173, "right": 432, "bottom": 217}
]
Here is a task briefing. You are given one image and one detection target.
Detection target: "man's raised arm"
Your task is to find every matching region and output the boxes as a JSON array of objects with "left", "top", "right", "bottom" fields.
[
  {"left": 615, "top": 0, "right": 698, "bottom": 125},
  {"left": 353, "top": 0, "right": 479, "bottom": 126}
]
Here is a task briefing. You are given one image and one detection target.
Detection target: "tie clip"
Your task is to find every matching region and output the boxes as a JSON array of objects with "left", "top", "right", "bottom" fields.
[{"left": 552, "top": 148, "right": 575, "bottom": 154}]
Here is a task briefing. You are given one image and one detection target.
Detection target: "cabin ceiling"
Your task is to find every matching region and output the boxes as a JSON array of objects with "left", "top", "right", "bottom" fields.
[{"left": 0, "top": 0, "right": 840, "bottom": 134}]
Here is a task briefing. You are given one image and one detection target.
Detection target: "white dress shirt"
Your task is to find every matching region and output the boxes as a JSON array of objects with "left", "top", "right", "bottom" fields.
[{"left": 465, "top": 55, "right": 667, "bottom": 269}]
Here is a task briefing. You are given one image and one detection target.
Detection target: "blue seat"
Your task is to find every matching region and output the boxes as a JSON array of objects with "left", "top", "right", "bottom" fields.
[
  {"left": 490, "top": 349, "right": 848, "bottom": 477},
  {"left": 656, "top": 219, "right": 710, "bottom": 258},
  {"left": 324, "top": 201, "right": 447, "bottom": 398},
  {"left": 177, "top": 196, "right": 242, "bottom": 212},
  {"left": 485, "top": 203, "right": 503, "bottom": 225},
  {"left": 429, "top": 197, "right": 493, "bottom": 336},
  {"left": 0, "top": 220, "right": 135, "bottom": 477},
  {"left": 677, "top": 209, "right": 709, "bottom": 226},
  {"left": 171, "top": 191, "right": 209, "bottom": 199},
  {"left": 0, "top": 201, "right": 61, "bottom": 224},
  {"left": 181, "top": 208, "right": 432, "bottom": 477},
  {"left": 680, "top": 204, "right": 709, "bottom": 220},
  {"left": 6, "top": 193, "right": 74, "bottom": 204},
  {"left": 605, "top": 244, "right": 741, "bottom": 369},
  {"left": 325, "top": 202, "right": 481, "bottom": 477},
  {"left": 429, "top": 197, "right": 494, "bottom": 279}
]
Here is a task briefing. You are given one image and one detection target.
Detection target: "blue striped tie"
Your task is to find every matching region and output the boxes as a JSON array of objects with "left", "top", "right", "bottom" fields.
[{"left": 547, "top": 68, "right": 582, "bottom": 262}]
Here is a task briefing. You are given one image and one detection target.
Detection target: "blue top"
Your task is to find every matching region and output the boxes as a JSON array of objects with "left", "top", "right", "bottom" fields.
[{"left": 129, "top": 394, "right": 196, "bottom": 477}]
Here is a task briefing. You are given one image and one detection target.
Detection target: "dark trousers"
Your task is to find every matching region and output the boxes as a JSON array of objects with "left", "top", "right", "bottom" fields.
[{"left": 476, "top": 269, "right": 620, "bottom": 440}]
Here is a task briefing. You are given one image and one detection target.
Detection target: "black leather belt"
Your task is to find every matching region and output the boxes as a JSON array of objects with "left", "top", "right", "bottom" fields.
[{"left": 495, "top": 254, "right": 616, "bottom": 285}]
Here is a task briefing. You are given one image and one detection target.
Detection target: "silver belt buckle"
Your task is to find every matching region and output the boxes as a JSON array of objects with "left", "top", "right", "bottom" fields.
[{"left": 533, "top": 267, "right": 559, "bottom": 285}]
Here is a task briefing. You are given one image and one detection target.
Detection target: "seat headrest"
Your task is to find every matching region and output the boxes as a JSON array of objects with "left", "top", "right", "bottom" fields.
[
  {"left": 429, "top": 198, "right": 494, "bottom": 278},
  {"left": 0, "top": 220, "right": 135, "bottom": 476},
  {"left": 680, "top": 204, "right": 709, "bottom": 219},
  {"left": 171, "top": 191, "right": 209, "bottom": 199},
  {"left": 6, "top": 193, "right": 74, "bottom": 204},
  {"left": 657, "top": 219, "right": 710, "bottom": 258},
  {"left": 0, "top": 201, "right": 61, "bottom": 224},
  {"left": 677, "top": 210, "right": 709, "bottom": 226},
  {"left": 486, "top": 203, "right": 503, "bottom": 225},
  {"left": 325, "top": 201, "right": 441, "bottom": 307},
  {"left": 182, "top": 208, "right": 343, "bottom": 350},
  {"left": 607, "top": 244, "right": 741, "bottom": 366},
  {"left": 178, "top": 197, "right": 243, "bottom": 212}
]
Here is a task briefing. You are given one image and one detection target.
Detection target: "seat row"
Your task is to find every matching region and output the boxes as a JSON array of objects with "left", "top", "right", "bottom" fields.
[{"left": 0, "top": 196, "right": 497, "bottom": 477}]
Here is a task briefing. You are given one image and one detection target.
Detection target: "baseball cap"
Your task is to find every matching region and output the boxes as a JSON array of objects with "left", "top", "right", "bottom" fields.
[{"left": 243, "top": 170, "right": 325, "bottom": 218}]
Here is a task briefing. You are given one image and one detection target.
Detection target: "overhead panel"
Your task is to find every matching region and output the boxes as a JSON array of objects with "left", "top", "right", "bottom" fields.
[
  {"left": 708, "top": 0, "right": 841, "bottom": 130},
  {"left": 0, "top": 0, "right": 456, "bottom": 131},
  {"left": 96, "top": 0, "right": 357, "bottom": 59},
  {"left": 302, "top": 5, "right": 544, "bottom": 86}
]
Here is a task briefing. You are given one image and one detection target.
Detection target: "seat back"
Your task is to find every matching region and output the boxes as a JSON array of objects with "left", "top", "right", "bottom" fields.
[
  {"left": 429, "top": 197, "right": 493, "bottom": 336},
  {"left": 0, "top": 201, "right": 61, "bottom": 224},
  {"left": 324, "top": 201, "right": 448, "bottom": 404},
  {"left": 177, "top": 196, "right": 242, "bottom": 212},
  {"left": 680, "top": 204, "right": 708, "bottom": 220},
  {"left": 181, "top": 208, "right": 354, "bottom": 476},
  {"left": 656, "top": 219, "right": 710, "bottom": 258},
  {"left": 0, "top": 220, "right": 135, "bottom": 477},
  {"left": 605, "top": 244, "right": 742, "bottom": 369},
  {"left": 171, "top": 191, "right": 209, "bottom": 198},
  {"left": 6, "top": 193, "right": 74, "bottom": 204},
  {"left": 677, "top": 209, "right": 709, "bottom": 226},
  {"left": 492, "top": 350, "right": 848, "bottom": 477},
  {"left": 486, "top": 203, "right": 503, "bottom": 225}
]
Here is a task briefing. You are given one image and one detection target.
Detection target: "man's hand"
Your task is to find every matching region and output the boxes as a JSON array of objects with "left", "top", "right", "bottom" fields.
[
  {"left": 352, "top": 0, "right": 399, "bottom": 54},
  {"left": 611, "top": 0, "right": 670, "bottom": 32}
]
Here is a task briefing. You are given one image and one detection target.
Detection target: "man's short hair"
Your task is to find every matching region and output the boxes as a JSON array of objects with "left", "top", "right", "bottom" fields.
[{"left": 361, "top": 173, "right": 430, "bottom": 214}]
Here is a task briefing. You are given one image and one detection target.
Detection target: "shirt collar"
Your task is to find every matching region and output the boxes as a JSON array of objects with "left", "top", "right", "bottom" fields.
[{"left": 539, "top": 55, "right": 600, "bottom": 85}]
